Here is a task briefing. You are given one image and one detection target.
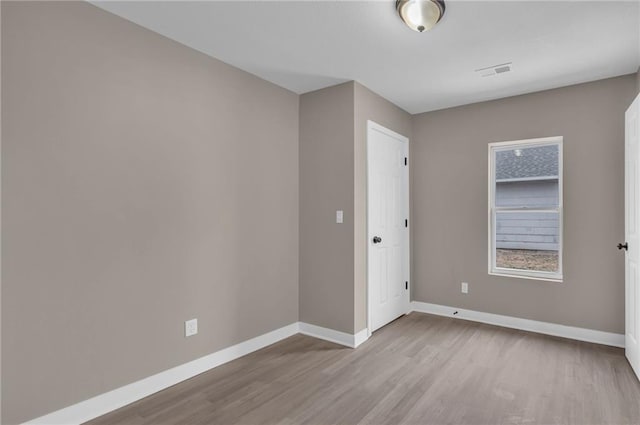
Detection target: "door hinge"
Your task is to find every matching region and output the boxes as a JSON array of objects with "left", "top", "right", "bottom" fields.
[
  {"left": 405, "top": 219, "right": 408, "bottom": 228},
  {"left": 404, "top": 157, "right": 407, "bottom": 166},
  {"left": 405, "top": 281, "right": 408, "bottom": 290}
]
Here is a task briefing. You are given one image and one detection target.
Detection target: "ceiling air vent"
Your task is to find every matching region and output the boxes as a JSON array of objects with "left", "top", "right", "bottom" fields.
[{"left": 475, "top": 62, "right": 512, "bottom": 77}]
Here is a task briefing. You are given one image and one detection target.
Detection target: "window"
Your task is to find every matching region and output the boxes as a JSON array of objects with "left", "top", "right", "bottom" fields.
[{"left": 488, "top": 137, "right": 563, "bottom": 282}]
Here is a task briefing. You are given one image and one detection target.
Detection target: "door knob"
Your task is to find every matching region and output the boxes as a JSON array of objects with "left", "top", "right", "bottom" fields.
[
  {"left": 372, "top": 236, "right": 382, "bottom": 244},
  {"left": 618, "top": 242, "right": 628, "bottom": 251}
]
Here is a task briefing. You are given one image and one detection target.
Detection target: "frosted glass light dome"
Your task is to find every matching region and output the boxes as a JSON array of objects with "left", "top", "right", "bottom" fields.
[{"left": 396, "top": 0, "right": 446, "bottom": 33}]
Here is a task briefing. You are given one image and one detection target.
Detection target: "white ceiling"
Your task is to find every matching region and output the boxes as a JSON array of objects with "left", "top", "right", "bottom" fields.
[{"left": 93, "top": 0, "right": 640, "bottom": 114}]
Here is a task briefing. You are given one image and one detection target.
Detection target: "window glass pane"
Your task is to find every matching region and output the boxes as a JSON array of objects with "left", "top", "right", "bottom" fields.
[
  {"left": 495, "top": 144, "right": 559, "bottom": 208},
  {"left": 495, "top": 211, "right": 559, "bottom": 273}
]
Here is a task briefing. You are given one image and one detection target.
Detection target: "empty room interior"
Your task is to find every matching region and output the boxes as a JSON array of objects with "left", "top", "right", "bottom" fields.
[{"left": 3, "top": 0, "right": 640, "bottom": 424}]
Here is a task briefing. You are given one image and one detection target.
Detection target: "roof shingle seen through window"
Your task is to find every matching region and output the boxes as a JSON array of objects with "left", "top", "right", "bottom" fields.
[{"left": 496, "top": 145, "right": 559, "bottom": 181}]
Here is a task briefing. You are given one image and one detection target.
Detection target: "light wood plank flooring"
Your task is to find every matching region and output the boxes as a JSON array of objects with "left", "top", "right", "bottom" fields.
[{"left": 88, "top": 313, "right": 640, "bottom": 425}]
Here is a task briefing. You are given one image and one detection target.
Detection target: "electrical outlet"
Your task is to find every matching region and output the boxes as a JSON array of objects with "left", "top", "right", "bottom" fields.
[
  {"left": 461, "top": 282, "right": 469, "bottom": 294},
  {"left": 185, "top": 318, "right": 198, "bottom": 337},
  {"left": 336, "top": 210, "right": 344, "bottom": 224}
]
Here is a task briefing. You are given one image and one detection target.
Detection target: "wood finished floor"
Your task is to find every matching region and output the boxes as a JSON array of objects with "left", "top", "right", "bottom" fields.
[{"left": 87, "top": 313, "right": 640, "bottom": 425}]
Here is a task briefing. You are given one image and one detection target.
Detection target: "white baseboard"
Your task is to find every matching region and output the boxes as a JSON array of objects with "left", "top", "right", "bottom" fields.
[
  {"left": 22, "top": 304, "right": 618, "bottom": 425},
  {"left": 411, "top": 301, "right": 625, "bottom": 348},
  {"left": 23, "top": 321, "right": 369, "bottom": 425},
  {"left": 298, "top": 322, "right": 369, "bottom": 348},
  {"left": 353, "top": 328, "right": 370, "bottom": 348},
  {"left": 23, "top": 323, "right": 300, "bottom": 425},
  {"left": 20, "top": 306, "right": 622, "bottom": 425}
]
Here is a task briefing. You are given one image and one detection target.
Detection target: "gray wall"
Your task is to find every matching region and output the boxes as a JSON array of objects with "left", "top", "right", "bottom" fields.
[
  {"left": 298, "top": 82, "right": 411, "bottom": 334},
  {"left": 412, "top": 75, "right": 636, "bottom": 334},
  {"left": 353, "top": 83, "right": 412, "bottom": 332},
  {"left": 2, "top": 2, "right": 299, "bottom": 424},
  {"left": 299, "top": 82, "right": 355, "bottom": 334},
  {"left": 2, "top": 2, "right": 637, "bottom": 423}
]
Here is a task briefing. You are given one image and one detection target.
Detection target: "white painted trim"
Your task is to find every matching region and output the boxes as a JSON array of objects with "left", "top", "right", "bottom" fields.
[
  {"left": 488, "top": 136, "right": 564, "bottom": 282},
  {"left": 23, "top": 323, "right": 300, "bottom": 425},
  {"left": 496, "top": 175, "right": 558, "bottom": 183},
  {"left": 353, "top": 328, "right": 370, "bottom": 348},
  {"left": 298, "top": 322, "right": 353, "bottom": 347},
  {"left": 298, "top": 322, "right": 369, "bottom": 348},
  {"left": 22, "top": 322, "right": 369, "bottom": 424},
  {"left": 411, "top": 301, "right": 625, "bottom": 348},
  {"left": 488, "top": 135, "right": 564, "bottom": 149},
  {"left": 21, "top": 305, "right": 621, "bottom": 425},
  {"left": 367, "top": 120, "right": 409, "bottom": 143}
]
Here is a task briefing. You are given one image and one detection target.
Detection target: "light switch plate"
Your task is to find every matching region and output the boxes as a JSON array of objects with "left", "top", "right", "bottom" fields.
[
  {"left": 461, "top": 282, "right": 469, "bottom": 294},
  {"left": 336, "top": 210, "right": 344, "bottom": 224},
  {"left": 185, "top": 318, "right": 198, "bottom": 337}
]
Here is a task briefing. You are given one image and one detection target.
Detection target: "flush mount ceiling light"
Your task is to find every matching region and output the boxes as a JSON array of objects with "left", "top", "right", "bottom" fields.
[{"left": 396, "top": 0, "right": 446, "bottom": 33}]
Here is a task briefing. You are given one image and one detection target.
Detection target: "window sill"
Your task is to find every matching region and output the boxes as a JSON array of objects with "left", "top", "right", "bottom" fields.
[{"left": 489, "top": 270, "right": 563, "bottom": 283}]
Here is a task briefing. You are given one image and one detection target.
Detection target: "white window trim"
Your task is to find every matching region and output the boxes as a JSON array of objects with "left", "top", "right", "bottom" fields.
[{"left": 488, "top": 136, "right": 564, "bottom": 282}]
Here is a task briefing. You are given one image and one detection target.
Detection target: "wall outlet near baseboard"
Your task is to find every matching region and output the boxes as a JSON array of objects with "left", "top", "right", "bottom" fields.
[
  {"left": 185, "top": 319, "right": 198, "bottom": 337},
  {"left": 461, "top": 282, "right": 469, "bottom": 294}
]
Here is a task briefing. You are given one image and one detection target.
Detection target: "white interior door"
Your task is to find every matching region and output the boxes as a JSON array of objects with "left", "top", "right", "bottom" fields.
[
  {"left": 367, "top": 121, "right": 410, "bottom": 333},
  {"left": 625, "top": 93, "right": 640, "bottom": 378}
]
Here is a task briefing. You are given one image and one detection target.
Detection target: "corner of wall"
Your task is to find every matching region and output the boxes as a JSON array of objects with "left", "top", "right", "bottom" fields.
[
  {"left": 298, "top": 81, "right": 356, "bottom": 335},
  {"left": 409, "top": 75, "right": 633, "bottom": 334},
  {"left": 352, "top": 82, "right": 412, "bottom": 334},
  {"left": 4, "top": 2, "right": 300, "bottom": 422}
]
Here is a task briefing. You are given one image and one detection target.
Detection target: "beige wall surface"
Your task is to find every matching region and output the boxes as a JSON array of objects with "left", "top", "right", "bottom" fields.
[
  {"left": 298, "top": 82, "right": 411, "bottom": 334},
  {"left": 299, "top": 82, "right": 355, "bottom": 333},
  {"left": 2, "top": 1, "right": 637, "bottom": 422},
  {"left": 412, "top": 75, "right": 636, "bottom": 334},
  {"left": 353, "top": 83, "right": 411, "bottom": 332},
  {"left": 1, "top": 2, "right": 299, "bottom": 423}
]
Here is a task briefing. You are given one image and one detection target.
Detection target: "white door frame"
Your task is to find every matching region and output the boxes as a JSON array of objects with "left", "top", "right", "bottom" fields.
[{"left": 366, "top": 120, "right": 411, "bottom": 336}]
